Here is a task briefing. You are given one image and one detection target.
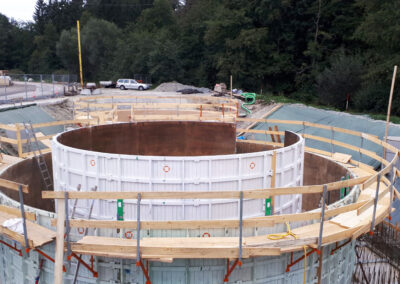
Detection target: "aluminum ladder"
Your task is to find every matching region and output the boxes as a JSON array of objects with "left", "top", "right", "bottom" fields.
[{"left": 23, "top": 122, "right": 52, "bottom": 190}]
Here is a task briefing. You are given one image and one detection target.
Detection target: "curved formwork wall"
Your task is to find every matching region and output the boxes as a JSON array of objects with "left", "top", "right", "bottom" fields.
[
  {"left": 0, "top": 138, "right": 357, "bottom": 284},
  {"left": 51, "top": 122, "right": 304, "bottom": 220}
]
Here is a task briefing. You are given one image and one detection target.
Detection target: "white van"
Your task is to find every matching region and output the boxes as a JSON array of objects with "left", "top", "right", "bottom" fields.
[{"left": 116, "top": 79, "right": 149, "bottom": 90}]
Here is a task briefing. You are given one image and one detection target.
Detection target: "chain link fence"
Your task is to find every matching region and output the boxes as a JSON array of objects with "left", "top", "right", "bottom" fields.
[
  {"left": 133, "top": 74, "right": 151, "bottom": 84},
  {"left": 0, "top": 74, "right": 78, "bottom": 105}
]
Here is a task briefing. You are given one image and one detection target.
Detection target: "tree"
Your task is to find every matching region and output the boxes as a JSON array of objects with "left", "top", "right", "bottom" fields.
[
  {"left": 29, "top": 23, "right": 61, "bottom": 73},
  {"left": 316, "top": 52, "right": 363, "bottom": 109},
  {"left": 354, "top": 0, "right": 400, "bottom": 81},
  {"left": 33, "top": 0, "right": 47, "bottom": 34},
  {"left": 57, "top": 17, "right": 121, "bottom": 80}
]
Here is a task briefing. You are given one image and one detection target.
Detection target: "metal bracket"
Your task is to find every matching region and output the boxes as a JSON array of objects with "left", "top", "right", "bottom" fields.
[
  {"left": 65, "top": 192, "right": 71, "bottom": 256},
  {"left": 136, "top": 193, "right": 141, "bottom": 265},
  {"left": 330, "top": 239, "right": 351, "bottom": 255},
  {"left": 239, "top": 191, "right": 243, "bottom": 263},
  {"left": 318, "top": 185, "right": 327, "bottom": 253},
  {"left": 370, "top": 174, "right": 381, "bottom": 234},
  {"left": 18, "top": 185, "right": 29, "bottom": 253},
  {"left": 224, "top": 259, "right": 241, "bottom": 282},
  {"left": 286, "top": 248, "right": 318, "bottom": 272},
  {"left": 388, "top": 165, "right": 395, "bottom": 221}
]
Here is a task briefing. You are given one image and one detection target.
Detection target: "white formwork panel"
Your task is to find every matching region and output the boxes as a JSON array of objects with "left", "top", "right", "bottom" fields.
[
  {"left": 0, "top": 189, "right": 356, "bottom": 284},
  {"left": 52, "top": 132, "right": 304, "bottom": 221}
]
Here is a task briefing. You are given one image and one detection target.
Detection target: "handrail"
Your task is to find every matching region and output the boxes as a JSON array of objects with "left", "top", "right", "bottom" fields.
[
  {"left": 49, "top": 201, "right": 368, "bottom": 230},
  {"left": 41, "top": 175, "right": 371, "bottom": 200},
  {"left": 0, "top": 178, "right": 29, "bottom": 193}
]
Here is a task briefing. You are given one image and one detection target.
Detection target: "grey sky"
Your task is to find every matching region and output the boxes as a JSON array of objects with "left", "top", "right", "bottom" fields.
[{"left": 1, "top": 0, "right": 36, "bottom": 22}]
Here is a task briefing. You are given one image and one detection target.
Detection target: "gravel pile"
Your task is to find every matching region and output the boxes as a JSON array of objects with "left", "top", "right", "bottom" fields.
[{"left": 154, "top": 82, "right": 210, "bottom": 93}]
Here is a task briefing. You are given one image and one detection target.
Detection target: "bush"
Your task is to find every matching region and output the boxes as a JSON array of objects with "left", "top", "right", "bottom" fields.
[
  {"left": 354, "top": 83, "right": 400, "bottom": 116},
  {"left": 316, "top": 54, "right": 363, "bottom": 109}
]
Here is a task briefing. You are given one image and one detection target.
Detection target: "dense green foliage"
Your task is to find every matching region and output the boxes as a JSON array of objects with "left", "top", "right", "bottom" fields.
[{"left": 1, "top": 0, "right": 400, "bottom": 115}]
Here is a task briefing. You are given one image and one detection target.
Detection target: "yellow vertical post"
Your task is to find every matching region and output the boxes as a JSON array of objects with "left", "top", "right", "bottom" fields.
[{"left": 77, "top": 20, "right": 84, "bottom": 88}]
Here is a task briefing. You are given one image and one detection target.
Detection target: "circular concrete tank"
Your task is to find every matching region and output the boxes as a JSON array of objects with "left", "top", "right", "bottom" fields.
[
  {"left": 52, "top": 121, "right": 305, "bottom": 220},
  {"left": 0, "top": 138, "right": 357, "bottom": 284}
]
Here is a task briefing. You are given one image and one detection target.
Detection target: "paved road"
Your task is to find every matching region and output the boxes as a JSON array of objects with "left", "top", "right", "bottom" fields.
[{"left": 0, "top": 82, "right": 65, "bottom": 102}]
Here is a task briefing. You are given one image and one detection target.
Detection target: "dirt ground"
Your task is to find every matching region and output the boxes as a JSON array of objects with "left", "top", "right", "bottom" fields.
[{"left": 40, "top": 99, "right": 74, "bottom": 121}]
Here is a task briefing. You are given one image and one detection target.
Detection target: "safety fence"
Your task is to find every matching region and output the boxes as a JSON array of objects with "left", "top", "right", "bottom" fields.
[
  {"left": 0, "top": 119, "right": 91, "bottom": 158},
  {"left": 73, "top": 95, "right": 239, "bottom": 123},
  {"left": 0, "top": 74, "right": 78, "bottom": 104}
]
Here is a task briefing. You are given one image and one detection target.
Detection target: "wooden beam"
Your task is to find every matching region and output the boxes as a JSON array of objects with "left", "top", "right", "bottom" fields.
[
  {"left": 50, "top": 200, "right": 367, "bottom": 231},
  {"left": 0, "top": 178, "right": 28, "bottom": 193},
  {"left": 0, "top": 205, "right": 36, "bottom": 221},
  {"left": 0, "top": 226, "right": 34, "bottom": 248},
  {"left": 384, "top": 65, "right": 398, "bottom": 160},
  {"left": 273, "top": 126, "right": 281, "bottom": 143},
  {"left": 268, "top": 127, "right": 276, "bottom": 142},
  {"left": 42, "top": 176, "right": 369, "bottom": 200}
]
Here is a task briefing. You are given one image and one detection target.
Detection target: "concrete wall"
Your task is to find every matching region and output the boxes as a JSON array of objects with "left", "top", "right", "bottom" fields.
[{"left": 57, "top": 122, "right": 237, "bottom": 156}]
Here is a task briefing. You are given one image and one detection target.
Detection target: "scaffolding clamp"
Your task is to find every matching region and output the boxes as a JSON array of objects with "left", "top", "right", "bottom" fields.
[
  {"left": 18, "top": 184, "right": 30, "bottom": 254},
  {"left": 317, "top": 185, "right": 327, "bottom": 253},
  {"left": 330, "top": 239, "right": 351, "bottom": 255},
  {"left": 369, "top": 174, "right": 381, "bottom": 235}
]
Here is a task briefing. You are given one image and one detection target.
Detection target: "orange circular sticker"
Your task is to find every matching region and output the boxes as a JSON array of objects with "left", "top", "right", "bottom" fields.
[
  {"left": 250, "top": 162, "right": 256, "bottom": 169},
  {"left": 163, "top": 165, "right": 170, "bottom": 173},
  {"left": 90, "top": 160, "right": 96, "bottom": 167}
]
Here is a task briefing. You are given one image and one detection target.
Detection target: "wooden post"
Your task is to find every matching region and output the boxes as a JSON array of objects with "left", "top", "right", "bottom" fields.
[
  {"left": 15, "top": 124, "right": 23, "bottom": 158},
  {"left": 268, "top": 127, "right": 276, "bottom": 142},
  {"left": 54, "top": 199, "right": 66, "bottom": 284},
  {"left": 77, "top": 20, "right": 84, "bottom": 88},
  {"left": 384, "top": 65, "right": 398, "bottom": 160},
  {"left": 274, "top": 125, "right": 281, "bottom": 143}
]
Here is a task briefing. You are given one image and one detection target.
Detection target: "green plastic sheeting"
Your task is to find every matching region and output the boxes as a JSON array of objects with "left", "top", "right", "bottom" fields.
[
  {"left": 0, "top": 105, "right": 62, "bottom": 134},
  {"left": 251, "top": 104, "right": 400, "bottom": 168}
]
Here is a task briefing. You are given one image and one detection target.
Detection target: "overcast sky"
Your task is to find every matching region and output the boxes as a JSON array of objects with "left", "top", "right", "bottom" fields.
[{"left": 1, "top": 0, "right": 36, "bottom": 22}]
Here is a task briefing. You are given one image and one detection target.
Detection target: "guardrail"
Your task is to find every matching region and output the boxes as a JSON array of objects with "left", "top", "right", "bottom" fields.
[
  {"left": 0, "top": 119, "right": 92, "bottom": 158},
  {"left": 40, "top": 117, "right": 400, "bottom": 284},
  {"left": 73, "top": 95, "right": 239, "bottom": 123}
]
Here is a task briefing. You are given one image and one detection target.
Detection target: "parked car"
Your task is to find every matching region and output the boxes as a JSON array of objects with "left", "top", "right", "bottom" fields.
[{"left": 116, "top": 79, "right": 149, "bottom": 90}]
